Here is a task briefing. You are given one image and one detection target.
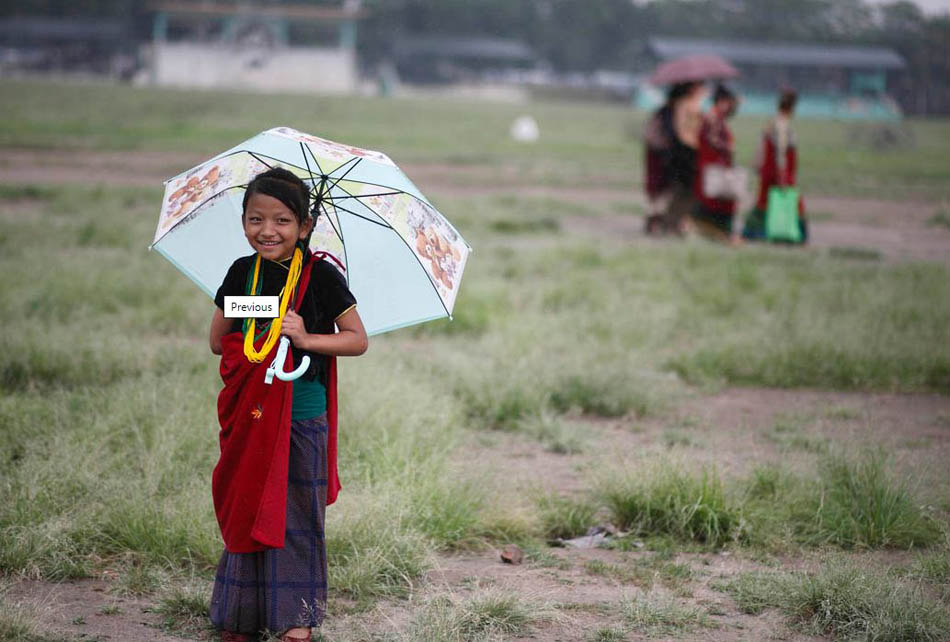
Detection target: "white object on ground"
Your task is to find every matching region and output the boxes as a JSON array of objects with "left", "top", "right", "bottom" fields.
[{"left": 510, "top": 115, "right": 540, "bottom": 142}]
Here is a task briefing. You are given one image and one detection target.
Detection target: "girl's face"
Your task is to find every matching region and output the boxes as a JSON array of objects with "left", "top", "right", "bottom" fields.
[{"left": 243, "top": 193, "right": 311, "bottom": 261}]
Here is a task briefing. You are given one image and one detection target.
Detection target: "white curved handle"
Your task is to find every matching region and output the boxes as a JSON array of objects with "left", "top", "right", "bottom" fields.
[{"left": 264, "top": 336, "right": 311, "bottom": 384}]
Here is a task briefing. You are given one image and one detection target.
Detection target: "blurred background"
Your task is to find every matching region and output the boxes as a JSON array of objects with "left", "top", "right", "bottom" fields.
[{"left": 2, "top": 0, "right": 949, "bottom": 116}]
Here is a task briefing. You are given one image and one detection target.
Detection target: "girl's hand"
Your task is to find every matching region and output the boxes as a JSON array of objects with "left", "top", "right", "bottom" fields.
[{"left": 281, "top": 309, "right": 308, "bottom": 346}]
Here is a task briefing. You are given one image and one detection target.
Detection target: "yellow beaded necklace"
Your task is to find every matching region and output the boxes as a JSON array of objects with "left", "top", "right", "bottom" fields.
[{"left": 243, "top": 246, "right": 304, "bottom": 363}]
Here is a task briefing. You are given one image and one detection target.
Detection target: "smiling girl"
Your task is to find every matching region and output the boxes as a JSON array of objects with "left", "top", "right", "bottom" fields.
[{"left": 208, "top": 167, "right": 367, "bottom": 641}]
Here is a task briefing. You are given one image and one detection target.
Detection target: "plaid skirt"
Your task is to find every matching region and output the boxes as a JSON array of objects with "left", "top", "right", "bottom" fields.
[{"left": 210, "top": 414, "right": 329, "bottom": 636}]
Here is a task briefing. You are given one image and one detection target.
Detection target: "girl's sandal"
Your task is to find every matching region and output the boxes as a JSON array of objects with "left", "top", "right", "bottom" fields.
[
  {"left": 221, "top": 632, "right": 252, "bottom": 642},
  {"left": 279, "top": 636, "right": 310, "bottom": 642}
]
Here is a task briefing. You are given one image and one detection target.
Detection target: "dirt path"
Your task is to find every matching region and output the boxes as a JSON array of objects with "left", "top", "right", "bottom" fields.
[
  {"left": 4, "top": 147, "right": 949, "bottom": 263},
  {"left": 4, "top": 579, "right": 190, "bottom": 641}
]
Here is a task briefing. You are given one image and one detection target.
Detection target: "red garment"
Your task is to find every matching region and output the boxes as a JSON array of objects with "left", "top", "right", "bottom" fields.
[
  {"left": 212, "top": 254, "right": 341, "bottom": 553},
  {"left": 695, "top": 112, "right": 736, "bottom": 215},
  {"left": 755, "top": 120, "right": 805, "bottom": 216}
]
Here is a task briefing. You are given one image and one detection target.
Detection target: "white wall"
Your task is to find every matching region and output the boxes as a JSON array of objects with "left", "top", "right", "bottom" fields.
[{"left": 151, "top": 43, "right": 357, "bottom": 94}]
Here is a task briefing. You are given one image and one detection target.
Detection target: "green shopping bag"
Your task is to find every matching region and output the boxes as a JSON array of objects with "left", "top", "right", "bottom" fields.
[{"left": 765, "top": 187, "right": 802, "bottom": 243}]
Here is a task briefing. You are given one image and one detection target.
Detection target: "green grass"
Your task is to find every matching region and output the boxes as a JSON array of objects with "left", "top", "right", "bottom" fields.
[
  {"left": 587, "top": 626, "right": 627, "bottom": 642},
  {"left": 909, "top": 550, "right": 950, "bottom": 601},
  {"left": 0, "top": 604, "right": 46, "bottom": 642},
  {"left": 763, "top": 413, "right": 830, "bottom": 454},
  {"left": 153, "top": 583, "right": 212, "bottom": 638},
  {"left": 2, "top": 82, "right": 950, "bottom": 633},
  {"left": 927, "top": 210, "right": 950, "bottom": 229},
  {"left": 408, "top": 591, "right": 543, "bottom": 641},
  {"left": 621, "top": 594, "right": 713, "bottom": 636},
  {"left": 537, "top": 494, "right": 598, "bottom": 540},
  {"left": 808, "top": 450, "right": 940, "bottom": 549},
  {"left": 585, "top": 555, "right": 693, "bottom": 592},
  {"left": 719, "top": 562, "right": 950, "bottom": 640},
  {"left": 741, "top": 452, "right": 939, "bottom": 550},
  {"left": 549, "top": 371, "right": 652, "bottom": 418},
  {"left": 666, "top": 255, "right": 950, "bottom": 393},
  {"left": 5, "top": 79, "right": 950, "bottom": 199},
  {"left": 521, "top": 413, "right": 587, "bottom": 454},
  {"left": 597, "top": 462, "right": 745, "bottom": 548},
  {"left": 827, "top": 246, "right": 884, "bottom": 261}
]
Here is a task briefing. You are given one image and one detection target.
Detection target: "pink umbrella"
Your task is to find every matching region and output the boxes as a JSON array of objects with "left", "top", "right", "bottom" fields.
[{"left": 649, "top": 54, "right": 739, "bottom": 85}]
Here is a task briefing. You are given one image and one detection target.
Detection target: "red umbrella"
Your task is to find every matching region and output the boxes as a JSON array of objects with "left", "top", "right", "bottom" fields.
[{"left": 649, "top": 54, "right": 739, "bottom": 85}]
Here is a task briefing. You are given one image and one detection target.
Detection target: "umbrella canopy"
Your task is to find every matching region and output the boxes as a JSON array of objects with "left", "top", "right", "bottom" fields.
[
  {"left": 151, "top": 127, "right": 471, "bottom": 336},
  {"left": 649, "top": 54, "right": 739, "bottom": 85}
]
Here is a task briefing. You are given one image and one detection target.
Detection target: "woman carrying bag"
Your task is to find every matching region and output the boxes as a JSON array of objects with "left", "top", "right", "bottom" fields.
[
  {"left": 693, "top": 84, "right": 742, "bottom": 244},
  {"left": 742, "top": 89, "right": 809, "bottom": 244}
]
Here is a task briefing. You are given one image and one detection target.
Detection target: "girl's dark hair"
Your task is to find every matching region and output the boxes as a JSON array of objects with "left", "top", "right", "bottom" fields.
[
  {"left": 242, "top": 167, "right": 311, "bottom": 225},
  {"left": 713, "top": 83, "right": 736, "bottom": 104},
  {"left": 778, "top": 88, "right": 798, "bottom": 114},
  {"left": 666, "top": 80, "right": 703, "bottom": 106}
]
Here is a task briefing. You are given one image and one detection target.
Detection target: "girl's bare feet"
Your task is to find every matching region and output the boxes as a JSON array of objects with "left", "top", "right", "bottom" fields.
[{"left": 280, "top": 628, "right": 311, "bottom": 641}]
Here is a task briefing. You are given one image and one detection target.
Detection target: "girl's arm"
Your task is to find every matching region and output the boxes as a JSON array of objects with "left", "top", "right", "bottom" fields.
[
  {"left": 209, "top": 308, "right": 231, "bottom": 355},
  {"left": 282, "top": 307, "right": 368, "bottom": 357}
]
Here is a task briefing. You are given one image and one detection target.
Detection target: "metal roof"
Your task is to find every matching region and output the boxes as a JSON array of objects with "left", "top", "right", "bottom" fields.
[
  {"left": 149, "top": 2, "right": 366, "bottom": 20},
  {"left": 648, "top": 37, "right": 905, "bottom": 70},
  {"left": 394, "top": 37, "right": 536, "bottom": 62},
  {"left": 0, "top": 18, "right": 126, "bottom": 41}
]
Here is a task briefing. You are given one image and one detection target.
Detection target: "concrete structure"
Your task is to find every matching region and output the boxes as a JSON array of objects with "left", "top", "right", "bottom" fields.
[{"left": 149, "top": 2, "right": 364, "bottom": 94}]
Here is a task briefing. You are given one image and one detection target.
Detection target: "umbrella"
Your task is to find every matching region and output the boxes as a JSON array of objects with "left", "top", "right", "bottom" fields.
[
  {"left": 151, "top": 126, "right": 472, "bottom": 340},
  {"left": 649, "top": 54, "right": 739, "bottom": 86}
]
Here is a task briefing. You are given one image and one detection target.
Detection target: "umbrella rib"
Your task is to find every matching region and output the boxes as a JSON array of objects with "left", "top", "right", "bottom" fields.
[
  {"left": 328, "top": 182, "right": 451, "bottom": 320},
  {"left": 329, "top": 178, "right": 469, "bottom": 251},
  {"left": 319, "top": 201, "right": 349, "bottom": 288},
  {"left": 324, "top": 175, "right": 466, "bottom": 248},
  {"left": 299, "top": 142, "right": 319, "bottom": 196},
  {"left": 327, "top": 200, "right": 392, "bottom": 229},
  {"left": 248, "top": 152, "right": 275, "bottom": 169},
  {"left": 324, "top": 157, "right": 362, "bottom": 192},
  {"left": 303, "top": 144, "right": 326, "bottom": 178},
  {"left": 319, "top": 201, "right": 344, "bottom": 243},
  {"left": 332, "top": 175, "right": 417, "bottom": 195},
  {"left": 330, "top": 190, "right": 403, "bottom": 200}
]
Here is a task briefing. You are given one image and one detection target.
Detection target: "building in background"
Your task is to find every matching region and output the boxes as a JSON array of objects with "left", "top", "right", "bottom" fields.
[
  {"left": 638, "top": 37, "right": 906, "bottom": 120},
  {"left": 391, "top": 36, "right": 538, "bottom": 85},
  {"left": 148, "top": 2, "right": 364, "bottom": 94},
  {"left": 0, "top": 16, "right": 135, "bottom": 78}
]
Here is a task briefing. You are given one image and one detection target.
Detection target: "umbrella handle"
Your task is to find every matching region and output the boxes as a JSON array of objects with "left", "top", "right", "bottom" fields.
[{"left": 264, "top": 336, "right": 311, "bottom": 385}]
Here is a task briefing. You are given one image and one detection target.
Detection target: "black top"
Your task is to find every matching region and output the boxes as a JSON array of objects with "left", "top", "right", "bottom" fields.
[{"left": 214, "top": 253, "right": 357, "bottom": 386}]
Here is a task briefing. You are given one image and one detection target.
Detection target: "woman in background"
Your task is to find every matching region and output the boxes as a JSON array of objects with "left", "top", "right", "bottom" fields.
[
  {"left": 644, "top": 81, "right": 707, "bottom": 236},
  {"left": 742, "top": 89, "right": 808, "bottom": 243},
  {"left": 693, "top": 84, "right": 740, "bottom": 243}
]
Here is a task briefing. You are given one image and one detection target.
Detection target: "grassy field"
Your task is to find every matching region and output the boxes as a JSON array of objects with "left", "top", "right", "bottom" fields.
[
  {"left": 1, "top": 80, "right": 949, "bottom": 641},
  {"left": 2, "top": 78, "right": 950, "bottom": 199}
]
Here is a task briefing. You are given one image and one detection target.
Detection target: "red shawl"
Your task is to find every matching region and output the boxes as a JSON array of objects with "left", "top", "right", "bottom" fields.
[{"left": 212, "top": 254, "right": 341, "bottom": 553}]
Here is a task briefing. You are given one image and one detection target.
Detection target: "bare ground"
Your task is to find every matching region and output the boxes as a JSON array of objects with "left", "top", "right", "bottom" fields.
[
  {"left": 3, "top": 149, "right": 949, "bottom": 641},
  {"left": 3, "top": 147, "right": 949, "bottom": 263},
  {"left": 3, "top": 578, "right": 192, "bottom": 641}
]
